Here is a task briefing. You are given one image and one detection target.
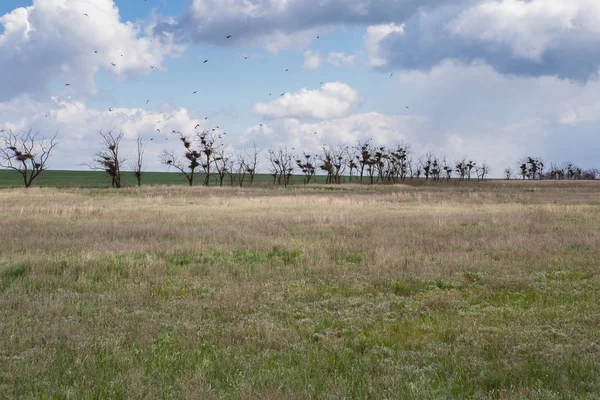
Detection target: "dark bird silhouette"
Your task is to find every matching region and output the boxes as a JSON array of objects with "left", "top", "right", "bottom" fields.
[
  {"left": 316, "top": 36, "right": 320, "bottom": 39},
  {"left": 406, "top": 106, "right": 409, "bottom": 109},
  {"left": 111, "top": 63, "right": 116, "bottom": 67},
  {"left": 146, "top": 100, "right": 149, "bottom": 104},
  {"left": 192, "top": 91, "right": 197, "bottom": 94},
  {"left": 195, "top": 124, "right": 200, "bottom": 129},
  {"left": 204, "top": 117, "right": 208, "bottom": 120},
  {"left": 157, "top": 129, "right": 161, "bottom": 132},
  {"left": 269, "top": 93, "right": 272, "bottom": 96},
  {"left": 150, "top": 65, "right": 154, "bottom": 69},
  {"left": 150, "top": 138, "right": 154, "bottom": 141},
  {"left": 109, "top": 108, "right": 113, "bottom": 112},
  {"left": 285, "top": 69, "right": 289, "bottom": 72},
  {"left": 244, "top": 56, "right": 249, "bottom": 59},
  {"left": 94, "top": 50, "right": 98, "bottom": 54},
  {"left": 203, "top": 59, "right": 208, "bottom": 64},
  {"left": 64, "top": 84, "right": 70, "bottom": 86},
  {"left": 226, "top": 35, "right": 232, "bottom": 39},
  {"left": 259, "top": 124, "right": 263, "bottom": 127},
  {"left": 83, "top": 13, "right": 89, "bottom": 17},
  {"left": 390, "top": 73, "right": 394, "bottom": 78},
  {"left": 280, "top": 93, "right": 285, "bottom": 96}
]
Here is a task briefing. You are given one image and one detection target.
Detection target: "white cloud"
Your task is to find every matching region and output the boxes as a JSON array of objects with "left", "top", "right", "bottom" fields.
[
  {"left": 369, "top": 0, "right": 600, "bottom": 81},
  {"left": 364, "top": 23, "right": 405, "bottom": 67},
  {"left": 303, "top": 50, "right": 322, "bottom": 71},
  {"left": 449, "top": 0, "right": 600, "bottom": 62},
  {"left": 253, "top": 82, "right": 363, "bottom": 120},
  {"left": 0, "top": 0, "right": 183, "bottom": 101},
  {"left": 303, "top": 51, "right": 356, "bottom": 71},
  {"left": 326, "top": 52, "right": 355, "bottom": 66}
]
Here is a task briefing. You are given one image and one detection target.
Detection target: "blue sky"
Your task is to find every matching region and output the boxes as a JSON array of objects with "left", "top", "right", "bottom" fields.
[{"left": 1, "top": 0, "right": 600, "bottom": 175}]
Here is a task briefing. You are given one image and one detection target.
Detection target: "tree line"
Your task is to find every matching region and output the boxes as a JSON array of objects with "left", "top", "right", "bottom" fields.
[{"left": 0, "top": 128, "right": 597, "bottom": 188}]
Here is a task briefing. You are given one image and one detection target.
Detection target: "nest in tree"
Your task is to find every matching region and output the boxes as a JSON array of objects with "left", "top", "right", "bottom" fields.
[
  {"left": 16, "top": 153, "right": 33, "bottom": 161},
  {"left": 166, "top": 160, "right": 173, "bottom": 165},
  {"left": 109, "top": 145, "right": 116, "bottom": 151}
]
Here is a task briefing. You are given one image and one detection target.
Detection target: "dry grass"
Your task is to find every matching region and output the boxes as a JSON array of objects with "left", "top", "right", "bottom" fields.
[{"left": 1, "top": 181, "right": 599, "bottom": 399}]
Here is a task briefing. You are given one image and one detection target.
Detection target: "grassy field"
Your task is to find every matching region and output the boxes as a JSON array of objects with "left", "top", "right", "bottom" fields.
[
  {"left": 0, "top": 169, "right": 333, "bottom": 188},
  {"left": 1, "top": 181, "right": 599, "bottom": 399}
]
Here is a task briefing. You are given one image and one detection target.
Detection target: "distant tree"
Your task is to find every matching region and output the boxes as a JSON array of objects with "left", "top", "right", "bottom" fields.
[
  {"left": 92, "top": 130, "right": 124, "bottom": 188},
  {"left": 244, "top": 143, "right": 260, "bottom": 184},
  {"left": 476, "top": 162, "right": 490, "bottom": 181},
  {"left": 133, "top": 134, "right": 145, "bottom": 187},
  {"left": 228, "top": 155, "right": 247, "bottom": 187},
  {"left": 0, "top": 128, "right": 57, "bottom": 188},
  {"left": 504, "top": 167, "right": 513, "bottom": 180},
  {"left": 161, "top": 132, "right": 201, "bottom": 186},
  {"left": 296, "top": 152, "right": 317, "bottom": 184},
  {"left": 213, "top": 146, "right": 231, "bottom": 187}
]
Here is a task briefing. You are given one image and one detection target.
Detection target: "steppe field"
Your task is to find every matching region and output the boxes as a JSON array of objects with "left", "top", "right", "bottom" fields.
[{"left": 1, "top": 181, "right": 599, "bottom": 399}]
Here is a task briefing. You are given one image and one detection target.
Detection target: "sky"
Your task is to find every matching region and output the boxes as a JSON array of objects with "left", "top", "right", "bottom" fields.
[{"left": 1, "top": 0, "right": 600, "bottom": 175}]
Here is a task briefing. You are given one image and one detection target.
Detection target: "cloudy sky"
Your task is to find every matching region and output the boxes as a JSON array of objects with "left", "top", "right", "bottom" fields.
[{"left": 1, "top": 0, "right": 600, "bottom": 174}]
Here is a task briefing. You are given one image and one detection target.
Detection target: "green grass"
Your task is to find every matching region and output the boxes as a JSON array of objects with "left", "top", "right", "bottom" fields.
[
  {"left": 0, "top": 183, "right": 599, "bottom": 398},
  {"left": 0, "top": 170, "right": 339, "bottom": 188}
]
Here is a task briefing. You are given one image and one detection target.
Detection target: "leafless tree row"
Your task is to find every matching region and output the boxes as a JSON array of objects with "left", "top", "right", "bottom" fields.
[{"left": 1, "top": 128, "right": 598, "bottom": 188}]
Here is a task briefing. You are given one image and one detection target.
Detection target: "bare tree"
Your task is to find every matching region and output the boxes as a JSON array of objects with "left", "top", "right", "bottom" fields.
[
  {"left": 213, "top": 145, "right": 231, "bottom": 187},
  {"left": 161, "top": 132, "right": 201, "bottom": 186},
  {"left": 244, "top": 143, "right": 260, "bottom": 184},
  {"left": 92, "top": 130, "right": 125, "bottom": 188},
  {"left": 228, "top": 155, "right": 248, "bottom": 187},
  {"left": 504, "top": 167, "right": 513, "bottom": 180},
  {"left": 296, "top": 152, "right": 317, "bottom": 184},
  {"left": 133, "top": 134, "right": 145, "bottom": 187},
  {"left": 0, "top": 128, "right": 58, "bottom": 188}
]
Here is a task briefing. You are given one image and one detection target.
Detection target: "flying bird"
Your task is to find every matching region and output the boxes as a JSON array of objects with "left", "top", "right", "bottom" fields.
[
  {"left": 146, "top": 100, "right": 149, "bottom": 104},
  {"left": 83, "top": 13, "right": 89, "bottom": 17},
  {"left": 109, "top": 108, "right": 113, "bottom": 112},
  {"left": 192, "top": 91, "right": 197, "bottom": 94},
  {"left": 203, "top": 59, "right": 208, "bottom": 64},
  {"left": 204, "top": 117, "right": 208, "bottom": 120},
  {"left": 280, "top": 93, "right": 285, "bottom": 96},
  {"left": 94, "top": 50, "right": 98, "bottom": 54},
  {"left": 195, "top": 124, "right": 200, "bottom": 129},
  {"left": 259, "top": 124, "right": 263, "bottom": 127},
  {"left": 285, "top": 69, "right": 289, "bottom": 72},
  {"left": 150, "top": 65, "right": 154, "bottom": 69},
  {"left": 64, "top": 84, "right": 70, "bottom": 86},
  {"left": 316, "top": 36, "right": 320, "bottom": 39},
  {"left": 244, "top": 56, "right": 249, "bottom": 60},
  {"left": 111, "top": 63, "right": 116, "bottom": 67},
  {"left": 226, "top": 35, "right": 232, "bottom": 39},
  {"left": 390, "top": 73, "right": 394, "bottom": 78}
]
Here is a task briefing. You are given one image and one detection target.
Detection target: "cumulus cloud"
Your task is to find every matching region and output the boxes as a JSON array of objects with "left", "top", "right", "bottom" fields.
[
  {"left": 254, "top": 82, "right": 363, "bottom": 120},
  {"left": 0, "top": 0, "right": 182, "bottom": 101},
  {"left": 155, "top": 0, "right": 444, "bottom": 51},
  {"left": 368, "top": 0, "right": 600, "bottom": 81}
]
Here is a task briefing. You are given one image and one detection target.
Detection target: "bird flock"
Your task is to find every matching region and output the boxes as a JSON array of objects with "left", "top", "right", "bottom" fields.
[{"left": 61, "top": 10, "right": 409, "bottom": 147}]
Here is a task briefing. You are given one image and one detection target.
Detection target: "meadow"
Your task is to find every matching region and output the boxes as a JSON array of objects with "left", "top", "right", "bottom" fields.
[{"left": 1, "top": 181, "right": 599, "bottom": 399}]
